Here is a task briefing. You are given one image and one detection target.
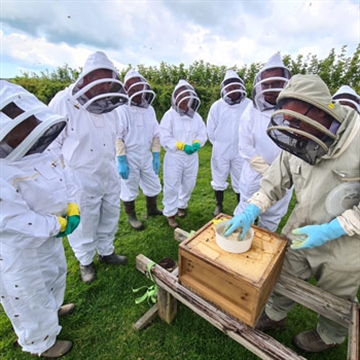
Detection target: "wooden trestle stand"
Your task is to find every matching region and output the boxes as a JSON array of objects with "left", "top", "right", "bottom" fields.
[{"left": 134, "top": 216, "right": 359, "bottom": 360}]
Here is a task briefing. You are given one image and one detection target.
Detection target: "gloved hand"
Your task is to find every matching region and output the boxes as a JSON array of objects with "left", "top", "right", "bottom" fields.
[
  {"left": 192, "top": 140, "right": 201, "bottom": 152},
  {"left": 290, "top": 218, "right": 346, "bottom": 250},
  {"left": 56, "top": 216, "right": 67, "bottom": 238},
  {"left": 117, "top": 155, "right": 129, "bottom": 179},
  {"left": 152, "top": 152, "right": 160, "bottom": 175},
  {"left": 64, "top": 203, "right": 80, "bottom": 235},
  {"left": 224, "top": 204, "right": 261, "bottom": 239},
  {"left": 176, "top": 141, "right": 194, "bottom": 155},
  {"left": 184, "top": 145, "right": 195, "bottom": 155}
]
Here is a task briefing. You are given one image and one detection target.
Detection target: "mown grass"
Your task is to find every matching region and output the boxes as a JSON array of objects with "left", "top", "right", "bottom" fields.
[{"left": 0, "top": 143, "right": 356, "bottom": 360}]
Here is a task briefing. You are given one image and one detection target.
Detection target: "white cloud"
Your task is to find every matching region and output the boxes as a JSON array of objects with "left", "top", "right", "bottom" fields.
[{"left": 0, "top": 0, "right": 358, "bottom": 79}]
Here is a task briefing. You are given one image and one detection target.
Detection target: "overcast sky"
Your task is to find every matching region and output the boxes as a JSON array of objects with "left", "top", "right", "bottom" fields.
[{"left": 1, "top": 0, "right": 359, "bottom": 79}]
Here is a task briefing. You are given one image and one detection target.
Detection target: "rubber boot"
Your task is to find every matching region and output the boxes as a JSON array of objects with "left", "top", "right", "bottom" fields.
[
  {"left": 167, "top": 216, "right": 179, "bottom": 229},
  {"left": 146, "top": 195, "right": 163, "bottom": 217},
  {"left": 80, "top": 263, "right": 96, "bottom": 284},
  {"left": 213, "top": 190, "right": 224, "bottom": 216},
  {"left": 236, "top": 192, "right": 240, "bottom": 203},
  {"left": 123, "top": 200, "right": 144, "bottom": 230}
]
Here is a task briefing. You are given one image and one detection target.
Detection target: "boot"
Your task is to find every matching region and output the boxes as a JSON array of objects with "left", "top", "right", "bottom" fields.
[
  {"left": 177, "top": 208, "right": 186, "bottom": 218},
  {"left": 146, "top": 195, "right": 162, "bottom": 216},
  {"left": 235, "top": 192, "right": 240, "bottom": 203},
  {"left": 58, "top": 303, "right": 75, "bottom": 317},
  {"left": 123, "top": 200, "right": 144, "bottom": 230},
  {"left": 80, "top": 263, "right": 96, "bottom": 284},
  {"left": 255, "top": 311, "right": 287, "bottom": 332},
  {"left": 33, "top": 340, "right": 72, "bottom": 358},
  {"left": 98, "top": 252, "right": 128, "bottom": 265},
  {"left": 213, "top": 190, "right": 224, "bottom": 216},
  {"left": 167, "top": 216, "right": 179, "bottom": 229},
  {"left": 293, "top": 329, "right": 336, "bottom": 353}
]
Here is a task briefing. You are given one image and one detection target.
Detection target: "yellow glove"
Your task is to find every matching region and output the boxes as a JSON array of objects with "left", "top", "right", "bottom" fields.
[
  {"left": 176, "top": 141, "right": 185, "bottom": 151},
  {"left": 67, "top": 203, "right": 80, "bottom": 217},
  {"left": 57, "top": 216, "right": 67, "bottom": 233}
]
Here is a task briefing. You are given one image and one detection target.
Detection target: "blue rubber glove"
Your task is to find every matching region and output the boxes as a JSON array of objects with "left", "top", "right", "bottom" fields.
[
  {"left": 152, "top": 152, "right": 160, "bottom": 175},
  {"left": 117, "top": 155, "right": 129, "bottom": 179},
  {"left": 184, "top": 145, "right": 195, "bottom": 155},
  {"left": 290, "top": 218, "right": 346, "bottom": 250},
  {"left": 224, "top": 204, "right": 261, "bottom": 239}
]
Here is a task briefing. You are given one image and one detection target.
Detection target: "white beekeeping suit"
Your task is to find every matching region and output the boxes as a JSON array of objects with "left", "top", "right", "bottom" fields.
[
  {"left": 0, "top": 80, "right": 77, "bottom": 356},
  {"left": 332, "top": 85, "right": 360, "bottom": 113},
  {"left": 48, "top": 51, "right": 129, "bottom": 284},
  {"left": 116, "top": 69, "right": 162, "bottom": 230},
  {"left": 235, "top": 52, "right": 293, "bottom": 232},
  {"left": 207, "top": 69, "right": 252, "bottom": 216},
  {"left": 159, "top": 80, "right": 207, "bottom": 229}
]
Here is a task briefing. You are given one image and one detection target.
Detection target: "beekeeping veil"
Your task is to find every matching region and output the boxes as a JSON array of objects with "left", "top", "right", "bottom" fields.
[
  {"left": 124, "top": 69, "right": 155, "bottom": 108},
  {"left": 171, "top": 79, "right": 200, "bottom": 118},
  {"left": 267, "top": 74, "right": 345, "bottom": 165},
  {"left": 332, "top": 85, "right": 360, "bottom": 113},
  {"left": 252, "top": 52, "right": 291, "bottom": 112},
  {"left": 0, "top": 80, "right": 67, "bottom": 161},
  {"left": 72, "top": 51, "right": 128, "bottom": 114},
  {"left": 220, "top": 70, "right": 246, "bottom": 105}
]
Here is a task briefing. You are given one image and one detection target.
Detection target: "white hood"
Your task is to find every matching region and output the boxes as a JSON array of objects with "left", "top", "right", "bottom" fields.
[{"left": 0, "top": 80, "right": 66, "bottom": 161}]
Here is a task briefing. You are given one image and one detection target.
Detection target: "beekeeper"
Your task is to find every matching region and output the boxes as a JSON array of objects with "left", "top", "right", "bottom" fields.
[
  {"left": 159, "top": 80, "right": 207, "bottom": 229},
  {"left": 207, "top": 70, "right": 252, "bottom": 216},
  {"left": 116, "top": 69, "right": 162, "bottom": 230},
  {"left": 225, "top": 74, "right": 360, "bottom": 353},
  {"left": 235, "top": 52, "right": 293, "bottom": 232},
  {"left": 0, "top": 81, "right": 80, "bottom": 357},
  {"left": 49, "top": 51, "right": 128, "bottom": 284},
  {"left": 332, "top": 85, "right": 360, "bottom": 113}
]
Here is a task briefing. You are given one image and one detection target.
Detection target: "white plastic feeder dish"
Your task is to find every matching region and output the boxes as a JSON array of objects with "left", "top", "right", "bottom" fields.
[{"left": 215, "top": 220, "right": 254, "bottom": 254}]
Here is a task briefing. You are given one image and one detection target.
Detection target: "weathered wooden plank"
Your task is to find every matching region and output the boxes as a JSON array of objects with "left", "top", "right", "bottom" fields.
[
  {"left": 174, "top": 227, "right": 190, "bottom": 242},
  {"left": 157, "top": 258, "right": 178, "bottom": 324},
  {"left": 136, "top": 254, "right": 306, "bottom": 360},
  {"left": 133, "top": 304, "right": 159, "bottom": 331},
  {"left": 274, "top": 274, "right": 352, "bottom": 328},
  {"left": 347, "top": 302, "right": 359, "bottom": 360}
]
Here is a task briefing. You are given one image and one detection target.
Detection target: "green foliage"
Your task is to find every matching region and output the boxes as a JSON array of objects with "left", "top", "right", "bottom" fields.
[{"left": 9, "top": 45, "right": 359, "bottom": 113}]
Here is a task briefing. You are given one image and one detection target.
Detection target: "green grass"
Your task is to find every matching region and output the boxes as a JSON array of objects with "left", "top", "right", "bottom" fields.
[{"left": 0, "top": 143, "right": 356, "bottom": 359}]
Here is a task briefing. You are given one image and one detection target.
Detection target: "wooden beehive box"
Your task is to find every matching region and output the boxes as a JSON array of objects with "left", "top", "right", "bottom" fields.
[{"left": 178, "top": 214, "right": 287, "bottom": 327}]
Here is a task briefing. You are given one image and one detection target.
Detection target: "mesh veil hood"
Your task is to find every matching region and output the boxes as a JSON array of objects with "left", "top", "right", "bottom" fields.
[{"left": 277, "top": 74, "right": 345, "bottom": 123}]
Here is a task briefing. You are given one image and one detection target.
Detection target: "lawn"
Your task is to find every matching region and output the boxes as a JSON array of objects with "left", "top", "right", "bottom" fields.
[{"left": 0, "top": 143, "right": 355, "bottom": 360}]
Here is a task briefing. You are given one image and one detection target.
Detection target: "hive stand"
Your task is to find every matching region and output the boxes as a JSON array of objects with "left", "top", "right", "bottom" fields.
[{"left": 134, "top": 226, "right": 359, "bottom": 360}]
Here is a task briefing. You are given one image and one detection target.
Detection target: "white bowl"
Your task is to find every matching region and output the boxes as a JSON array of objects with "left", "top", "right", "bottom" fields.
[{"left": 215, "top": 220, "right": 254, "bottom": 254}]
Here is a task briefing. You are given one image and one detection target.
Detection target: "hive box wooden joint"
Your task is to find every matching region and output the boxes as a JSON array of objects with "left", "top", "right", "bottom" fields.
[{"left": 178, "top": 214, "right": 287, "bottom": 327}]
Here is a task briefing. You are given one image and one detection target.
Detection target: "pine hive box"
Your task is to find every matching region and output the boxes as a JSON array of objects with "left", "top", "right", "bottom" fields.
[{"left": 178, "top": 214, "right": 287, "bottom": 327}]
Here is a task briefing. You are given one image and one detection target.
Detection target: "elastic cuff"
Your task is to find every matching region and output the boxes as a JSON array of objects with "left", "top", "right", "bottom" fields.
[{"left": 176, "top": 141, "right": 185, "bottom": 150}]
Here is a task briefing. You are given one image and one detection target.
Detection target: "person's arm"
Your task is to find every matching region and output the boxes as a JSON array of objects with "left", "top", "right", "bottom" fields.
[
  {"left": 0, "top": 179, "right": 63, "bottom": 248},
  {"left": 159, "top": 112, "right": 179, "bottom": 152},
  {"left": 291, "top": 204, "right": 360, "bottom": 250},
  {"left": 206, "top": 103, "right": 217, "bottom": 145}
]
